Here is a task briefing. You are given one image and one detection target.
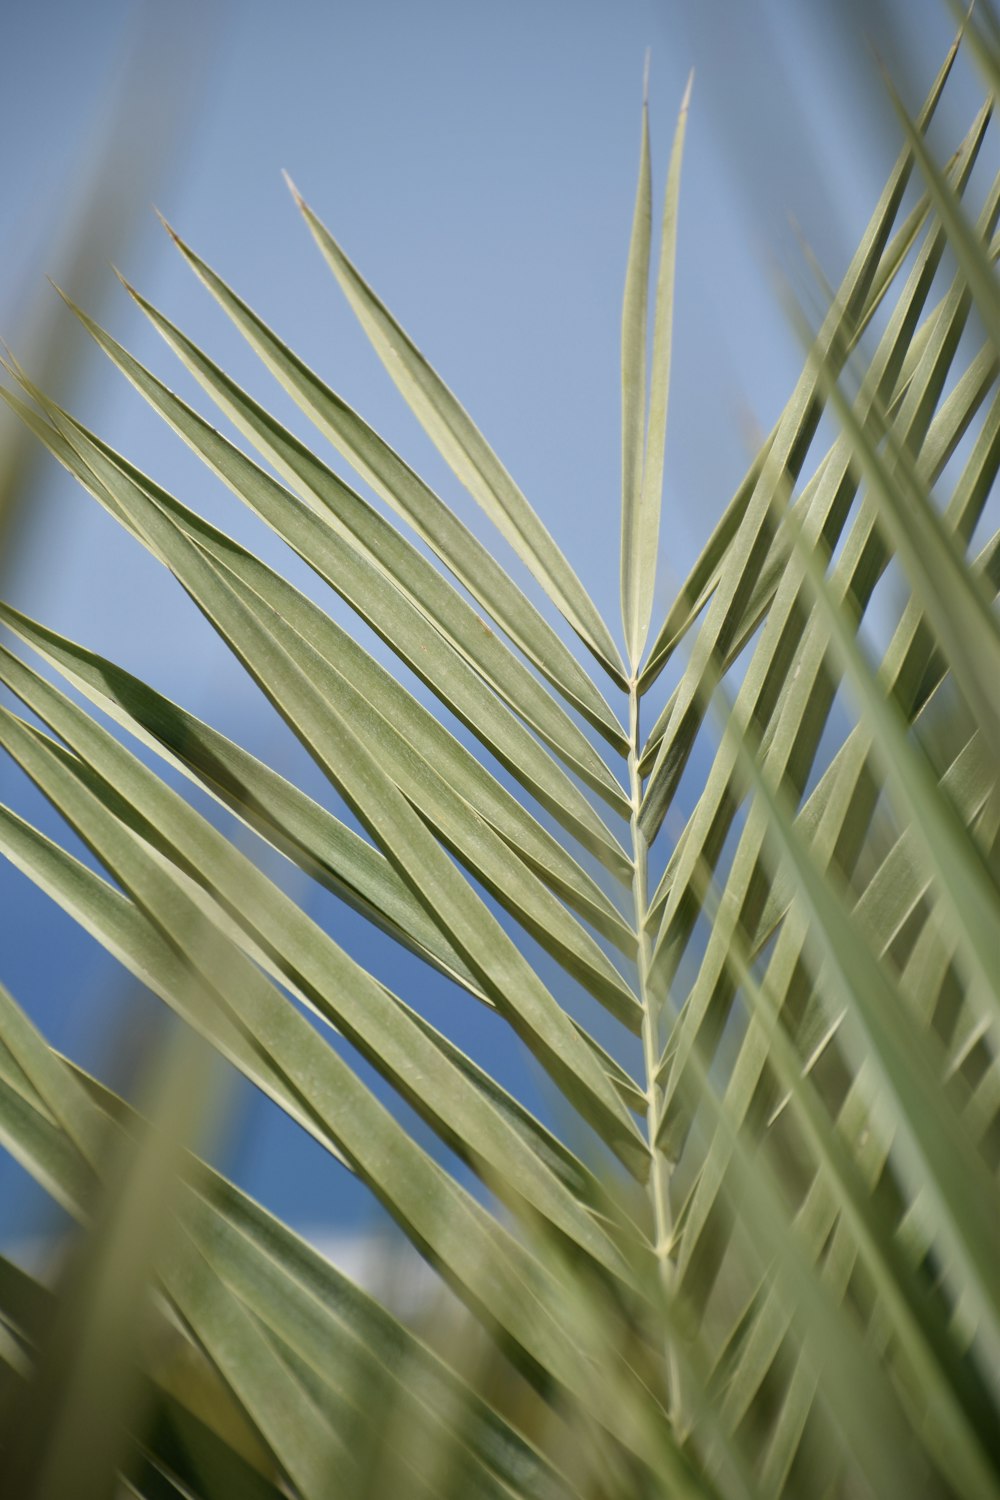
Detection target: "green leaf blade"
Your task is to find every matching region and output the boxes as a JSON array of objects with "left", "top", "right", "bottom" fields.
[
  {"left": 620, "top": 87, "right": 653, "bottom": 668},
  {"left": 286, "top": 185, "right": 628, "bottom": 681}
]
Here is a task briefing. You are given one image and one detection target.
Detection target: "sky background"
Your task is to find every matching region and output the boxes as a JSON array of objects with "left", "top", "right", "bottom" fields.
[{"left": 0, "top": 0, "right": 990, "bottom": 1260}]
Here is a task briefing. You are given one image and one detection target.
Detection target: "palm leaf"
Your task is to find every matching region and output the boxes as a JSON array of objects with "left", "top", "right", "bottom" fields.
[
  {"left": 1, "top": 18, "right": 998, "bottom": 1499},
  {"left": 286, "top": 189, "right": 627, "bottom": 682}
]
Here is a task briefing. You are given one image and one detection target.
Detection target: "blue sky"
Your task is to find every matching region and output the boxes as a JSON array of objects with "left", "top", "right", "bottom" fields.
[{"left": 0, "top": 0, "right": 987, "bottom": 1249}]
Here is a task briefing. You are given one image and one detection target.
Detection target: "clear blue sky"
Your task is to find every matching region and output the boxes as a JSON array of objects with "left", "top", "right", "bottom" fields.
[{"left": 0, "top": 0, "right": 986, "bottom": 1249}]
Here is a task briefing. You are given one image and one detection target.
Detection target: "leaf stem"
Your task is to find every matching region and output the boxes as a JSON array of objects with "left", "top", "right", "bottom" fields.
[{"left": 628, "top": 677, "right": 679, "bottom": 1419}]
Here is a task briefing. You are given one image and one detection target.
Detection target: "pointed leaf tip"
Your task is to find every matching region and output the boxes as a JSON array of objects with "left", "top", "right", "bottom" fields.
[
  {"left": 154, "top": 208, "right": 183, "bottom": 249},
  {"left": 620, "top": 69, "right": 691, "bottom": 669},
  {"left": 0, "top": 342, "right": 26, "bottom": 382},
  {"left": 47, "top": 280, "right": 81, "bottom": 323},
  {"left": 282, "top": 169, "right": 305, "bottom": 209}
]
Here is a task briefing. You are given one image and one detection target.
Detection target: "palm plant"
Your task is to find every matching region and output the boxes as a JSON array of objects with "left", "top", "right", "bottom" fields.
[{"left": 0, "top": 11, "right": 998, "bottom": 1497}]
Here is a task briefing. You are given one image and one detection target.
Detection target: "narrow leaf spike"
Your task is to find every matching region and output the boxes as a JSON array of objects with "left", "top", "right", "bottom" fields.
[
  {"left": 643, "top": 72, "right": 693, "bottom": 648},
  {"left": 620, "top": 71, "right": 653, "bottom": 668},
  {"left": 621, "top": 72, "right": 693, "bottom": 670},
  {"left": 285, "top": 174, "right": 628, "bottom": 682}
]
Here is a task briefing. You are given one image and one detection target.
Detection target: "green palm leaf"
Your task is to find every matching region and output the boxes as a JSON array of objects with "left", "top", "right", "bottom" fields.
[{"left": 1, "top": 17, "right": 997, "bottom": 1499}]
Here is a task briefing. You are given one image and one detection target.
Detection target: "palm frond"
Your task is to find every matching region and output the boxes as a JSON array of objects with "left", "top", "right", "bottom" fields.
[{"left": 1, "top": 16, "right": 997, "bottom": 1499}]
